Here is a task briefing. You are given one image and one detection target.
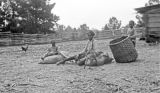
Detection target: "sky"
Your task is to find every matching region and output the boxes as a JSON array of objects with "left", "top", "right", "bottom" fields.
[{"left": 51, "top": 0, "right": 148, "bottom": 30}]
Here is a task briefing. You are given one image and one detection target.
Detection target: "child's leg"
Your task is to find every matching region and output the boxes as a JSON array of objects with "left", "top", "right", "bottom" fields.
[
  {"left": 58, "top": 52, "right": 66, "bottom": 58},
  {"left": 131, "top": 38, "right": 136, "bottom": 47},
  {"left": 77, "top": 57, "right": 86, "bottom": 66},
  {"left": 56, "top": 52, "right": 86, "bottom": 65},
  {"left": 132, "top": 40, "right": 136, "bottom": 47},
  {"left": 56, "top": 55, "right": 77, "bottom": 65},
  {"left": 41, "top": 53, "right": 47, "bottom": 60},
  {"left": 41, "top": 53, "right": 54, "bottom": 60}
]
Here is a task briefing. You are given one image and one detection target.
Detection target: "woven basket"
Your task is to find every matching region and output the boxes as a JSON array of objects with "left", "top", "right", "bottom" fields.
[{"left": 109, "top": 36, "right": 138, "bottom": 63}]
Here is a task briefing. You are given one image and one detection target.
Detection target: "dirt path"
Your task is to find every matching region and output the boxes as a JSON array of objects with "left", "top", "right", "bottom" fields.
[{"left": 0, "top": 39, "right": 160, "bottom": 93}]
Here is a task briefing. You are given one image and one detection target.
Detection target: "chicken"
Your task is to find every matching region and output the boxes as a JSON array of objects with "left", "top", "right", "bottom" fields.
[
  {"left": 21, "top": 44, "right": 29, "bottom": 52},
  {"left": 146, "top": 35, "right": 159, "bottom": 43},
  {"left": 146, "top": 35, "right": 160, "bottom": 46},
  {"left": 139, "top": 37, "right": 145, "bottom": 41}
]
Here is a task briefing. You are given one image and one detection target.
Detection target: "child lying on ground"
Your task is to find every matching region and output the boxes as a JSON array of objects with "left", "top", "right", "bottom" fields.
[{"left": 56, "top": 30, "right": 113, "bottom": 66}]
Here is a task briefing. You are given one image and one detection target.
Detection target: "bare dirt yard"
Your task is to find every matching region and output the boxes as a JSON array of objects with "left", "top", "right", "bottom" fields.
[{"left": 0, "top": 39, "right": 160, "bottom": 93}]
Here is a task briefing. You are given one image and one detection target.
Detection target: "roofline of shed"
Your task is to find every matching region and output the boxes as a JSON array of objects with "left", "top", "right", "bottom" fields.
[{"left": 135, "top": 4, "right": 160, "bottom": 14}]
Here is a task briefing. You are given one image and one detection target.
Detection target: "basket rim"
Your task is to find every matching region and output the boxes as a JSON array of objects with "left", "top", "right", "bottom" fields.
[{"left": 109, "top": 36, "right": 129, "bottom": 46}]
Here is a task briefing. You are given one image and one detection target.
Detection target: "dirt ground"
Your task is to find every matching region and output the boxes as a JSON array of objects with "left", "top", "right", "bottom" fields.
[{"left": 0, "top": 39, "right": 160, "bottom": 93}]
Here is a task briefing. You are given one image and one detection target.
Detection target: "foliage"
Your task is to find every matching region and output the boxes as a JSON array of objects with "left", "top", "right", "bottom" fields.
[
  {"left": 65, "top": 26, "right": 74, "bottom": 32},
  {"left": 0, "top": 0, "right": 59, "bottom": 34},
  {"left": 79, "top": 24, "right": 89, "bottom": 31},
  {"left": 145, "top": 0, "right": 160, "bottom": 6},
  {"left": 103, "top": 24, "right": 110, "bottom": 30},
  {"left": 135, "top": 15, "right": 145, "bottom": 27},
  {"left": 57, "top": 24, "right": 65, "bottom": 31},
  {"left": 106, "top": 17, "right": 121, "bottom": 30}
]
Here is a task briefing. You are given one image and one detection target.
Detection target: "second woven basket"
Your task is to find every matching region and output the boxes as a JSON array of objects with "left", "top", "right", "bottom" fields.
[{"left": 109, "top": 36, "right": 138, "bottom": 63}]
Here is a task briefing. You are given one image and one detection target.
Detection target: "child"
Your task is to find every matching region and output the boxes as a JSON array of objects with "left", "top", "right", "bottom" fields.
[
  {"left": 41, "top": 40, "right": 64, "bottom": 60},
  {"left": 127, "top": 20, "right": 136, "bottom": 47},
  {"left": 56, "top": 30, "right": 97, "bottom": 65}
]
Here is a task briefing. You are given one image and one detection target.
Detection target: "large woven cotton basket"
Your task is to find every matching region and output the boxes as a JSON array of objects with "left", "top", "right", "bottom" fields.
[{"left": 109, "top": 36, "right": 138, "bottom": 63}]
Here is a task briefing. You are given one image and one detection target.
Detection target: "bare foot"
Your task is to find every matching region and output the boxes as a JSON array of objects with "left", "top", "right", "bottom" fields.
[{"left": 41, "top": 57, "right": 44, "bottom": 61}]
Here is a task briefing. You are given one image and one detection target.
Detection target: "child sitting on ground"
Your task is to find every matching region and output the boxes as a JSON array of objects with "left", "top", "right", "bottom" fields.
[
  {"left": 56, "top": 30, "right": 96, "bottom": 65},
  {"left": 41, "top": 40, "right": 64, "bottom": 60},
  {"left": 56, "top": 30, "right": 113, "bottom": 66}
]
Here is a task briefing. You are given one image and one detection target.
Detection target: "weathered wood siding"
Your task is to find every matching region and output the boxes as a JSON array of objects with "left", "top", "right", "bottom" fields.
[
  {"left": 147, "top": 13, "right": 160, "bottom": 36},
  {"left": 148, "top": 27, "right": 160, "bottom": 32},
  {"left": 148, "top": 22, "right": 160, "bottom": 27},
  {"left": 148, "top": 17, "right": 160, "bottom": 22},
  {"left": 148, "top": 14, "right": 160, "bottom": 17}
]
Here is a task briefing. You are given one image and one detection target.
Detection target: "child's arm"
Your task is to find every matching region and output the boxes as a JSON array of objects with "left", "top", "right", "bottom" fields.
[
  {"left": 47, "top": 48, "right": 51, "bottom": 52},
  {"left": 128, "top": 28, "right": 142, "bottom": 38},
  {"left": 130, "top": 33, "right": 142, "bottom": 38},
  {"left": 82, "top": 40, "right": 89, "bottom": 53},
  {"left": 41, "top": 48, "right": 54, "bottom": 60},
  {"left": 43, "top": 48, "right": 52, "bottom": 57},
  {"left": 56, "top": 47, "right": 66, "bottom": 57},
  {"left": 127, "top": 28, "right": 135, "bottom": 37},
  {"left": 88, "top": 40, "right": 96, "bottom": 54}
]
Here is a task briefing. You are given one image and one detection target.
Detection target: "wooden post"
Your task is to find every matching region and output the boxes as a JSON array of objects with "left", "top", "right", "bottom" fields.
[{"left": 144, "top": 14, "right": 149, "bottom": 42}]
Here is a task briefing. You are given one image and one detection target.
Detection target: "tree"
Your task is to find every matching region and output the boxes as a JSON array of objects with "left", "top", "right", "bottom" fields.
[
  {"left": 0, "top": 0, "right": 59, "bottom": 34},
  {"left": 136, "top": 15, "right": 145, "bottom": 27},
  {"left": 103, "top": 24, "right": 110, "bottom": 30},
  {"left": 65, "top": 26, "right": 73, "bottom": 32},
  {"left": 55, "top": 24, "right": 65, "bottom": 38},
  {"left": 57, "top": 24, "right": 65, "bottom": 31},
  {"left": 0, "top": 7, "right": 5, "bottom": 27},
  {"left": 0, "top": 0, "right": 20, "bottom": 32},
  {"left": 80, "top": 24, "right": 89, "bottom": 31},
  {"left": 145, "top": 0, "right": 160, "bottom": 6},
  {"left": 104, "top": 17, "right": 121, "bottom": 36},
  {"left": 107, "top": 17, "right": 121, "bottom": 30},
  {"left": 78, "top": 24, "right": 89, "bottom": 39}
]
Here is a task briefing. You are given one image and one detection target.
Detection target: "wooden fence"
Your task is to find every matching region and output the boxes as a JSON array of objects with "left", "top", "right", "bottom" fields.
[
  {"left": 0, "top": 28, "right": 144, "bottom": 46},
  {"left": 0, "top": 32, "right": 62, "bottom": 46}
]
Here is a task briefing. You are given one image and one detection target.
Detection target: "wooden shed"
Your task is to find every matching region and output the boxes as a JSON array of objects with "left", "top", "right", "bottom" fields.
[{"left": 135, "top": 5, "right": 160, "bottom": 42}]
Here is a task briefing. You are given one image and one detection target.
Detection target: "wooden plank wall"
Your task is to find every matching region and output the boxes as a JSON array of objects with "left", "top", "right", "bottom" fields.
[{"left": 147, "top": 13, "right": 160, "bottom": 36}]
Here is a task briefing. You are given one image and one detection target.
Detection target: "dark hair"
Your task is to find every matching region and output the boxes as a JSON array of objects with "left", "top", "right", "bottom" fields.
[
  {"left": 87, "top": 30, "right": 95, "bottom": 36},
  {"left": 51, "top": 40, "right": 55, "bottom": 44},
  {"left": 129, "top": 20, "right": 135, "bottom": 26}
]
